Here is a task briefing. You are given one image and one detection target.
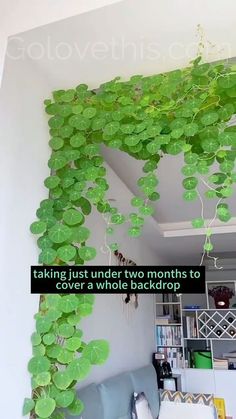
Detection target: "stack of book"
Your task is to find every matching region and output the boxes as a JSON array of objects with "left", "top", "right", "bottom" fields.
[
  {"left": 223, "top": 352, "right": 236, "bottom": 369},
  {"left": 155, "top": 315, "right": 172, "bottom": 325},
  {"left": 213, "top": 358, "right": 228, "bottom": 370},
  {"left": 156, "top": 325, "right": 182, "bottom": 346},
  {"left": 184, "top": 316, "right": 197, "bottom": 338},
  {"left": 158, "top": 347, "right": 183, "bottom": 369}
]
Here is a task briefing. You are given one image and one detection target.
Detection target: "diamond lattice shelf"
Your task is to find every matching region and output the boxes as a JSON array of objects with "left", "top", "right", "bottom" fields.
[{"left": 198, "top": 309, "right": 236, "bottom": 339}]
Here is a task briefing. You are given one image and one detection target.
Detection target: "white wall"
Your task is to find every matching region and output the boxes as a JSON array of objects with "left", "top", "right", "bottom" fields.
[
  {"left": 78, "top": 169, "right": 163, "bottom": 385},
  {"left": 0, "top": 0, "right": 123, "bottom": 84},
  {"left": 80, "top": 294, "right": 155, "bottom": 385},
  {"left": 0, "top": 54, "right": 53, "bottom": 418}
]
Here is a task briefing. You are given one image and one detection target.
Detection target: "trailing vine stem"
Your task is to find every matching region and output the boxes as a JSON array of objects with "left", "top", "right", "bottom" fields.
[{"left": 24, "top": 57, "right": 236, "bottom": 418}]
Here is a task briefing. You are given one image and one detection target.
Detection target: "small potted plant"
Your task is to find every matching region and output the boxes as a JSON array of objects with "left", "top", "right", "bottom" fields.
[{"left": 208, "top": 285, "right": 234, "bottom": 309}]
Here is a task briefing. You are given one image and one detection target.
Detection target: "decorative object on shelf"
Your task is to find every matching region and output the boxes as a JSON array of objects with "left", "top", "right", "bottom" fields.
[
  {"left": 194, "top": 350, "right": 213, "bottom": 369},
  {"left": 160, "top": 360, "right": 172, "bottom": 379},
  {"left": 213, "top": 398, "right": 226, "bottom": 419},
  {"left": 162, "top": 294, "right": 170, "bottom": 316},
  {"left": 184, "top": 305, "right": 200, "bottom": 310},
  {"left": 114, "top": 250, "right": 138, "bottom": 309},
  {"left": 163, "top": 378, "right": 176, "bottom": 391},
  {"left": 162, "top": 294, "right": 180, "bottom": 322},
  {"left": 208, "top": 285, "right": 234, "bottom": 309}
]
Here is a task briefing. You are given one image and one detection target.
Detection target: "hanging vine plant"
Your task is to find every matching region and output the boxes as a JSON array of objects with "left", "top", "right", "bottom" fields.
[{"left": 24, "top": 57, "right": 236, "bottom": 418}]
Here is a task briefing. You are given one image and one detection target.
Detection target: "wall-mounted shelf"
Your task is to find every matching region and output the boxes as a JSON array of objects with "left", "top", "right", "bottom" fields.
[
  {"left": 156, "top": 302, "right": 181, "bottom": 305},
  {"left": 157, "top": 345, "right": 183, "bottom": 348}
]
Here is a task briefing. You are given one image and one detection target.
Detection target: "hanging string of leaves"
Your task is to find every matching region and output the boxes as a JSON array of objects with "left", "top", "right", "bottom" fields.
[{"left": 25, "top": 57, "right": 236, "bottom": 418}]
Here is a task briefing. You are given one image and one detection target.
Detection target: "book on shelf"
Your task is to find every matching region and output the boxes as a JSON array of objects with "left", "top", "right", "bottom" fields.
[
  {"left": 158, "top": 347, "right": 183, "bottom": 369},
  {"left": 156, "top": 315, "right": 180, "bottom": 325},
  {"left": 184, "top": 315, "right": 197, "bottom": 338},
  {"left": 156, "top": 316, "right": 170, "bottom": 325},
  {"left": 223, "top": 352, "right": 236, "bottom": 359},
  {"left": 213, "top": 358, "right": 228, "bottom": 370},
  {"left": 156, "top": 325, "right": 182, "bottom": 346}
]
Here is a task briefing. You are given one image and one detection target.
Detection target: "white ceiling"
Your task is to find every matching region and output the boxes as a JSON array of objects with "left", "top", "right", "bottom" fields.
[
  {"left": 0, "top": 0, "right": 123, "bottom": 84},
  {"left": 6, "top": 0, "right": 236, "bottom": 88},
  {"left": 3, "top": 0, "right": 236, "bottom": 263}
]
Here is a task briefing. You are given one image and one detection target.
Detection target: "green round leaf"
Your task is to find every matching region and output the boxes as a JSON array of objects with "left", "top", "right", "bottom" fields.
[
  {"left": 69, "top": 115, "right": 90, "bottom": 130},
  {"left": 68, "top": 398, "right": 84, "bottom": 416},
  {"left": 182, "top": 177, "right": 198, "bottom": 190},
  {"left": 72, "top": 226, "right": 90, "bottom": 243},
  {"left": 65, "top": 337, "right": 82, "bottom": 351},
  {"left": 44, "top": 176, "right": 60, "bottom": 189},
  {"left": 166, "top": 141, "right": 182, "bottom": 155},
  {"left": 183, "top": 190, "right": 198, "bottom": 201},
  {"left": 31, "top": 332, "right": 42, "bottom": 346},
  {"left": 218, "top": 74, "right": 236, "bottom": 89},
  {"left": 33, "top": 344, "right": 46, "bottom": 357},
  {"left": 35, "top": 371, "right": 51, "bottom": 386},
  {"left": 201, "top": 138, "right": 219, "bottom": 153},
  {"left": 55, "top": 390, "right": 75, "bottom": 408},
  {"left": 200, "top": 112, "right": 219, "bottom": 126},
  {"left": 78, "top": 303, "right": 93, "bottom": 317},
  {"left": 220, "top": 161, "right": 234, "bottom": 173},
  {"left": 49, "top": 137, "right": 64, "bottom": 150},
  {"left": 58, "top": 323, "right": 75, "bottom": 338},
  {"left": 48, "top": 153, "right": 67, "bottom": 170},
  {"left": 83, "top": 107, "right": 97, "bottom": 118},
  {"left": 128, "top": 227, "right": 142, "bottom": 237},
  {"left": 104, "top": 121, "right": 120, "bottom": 136},
  {"left": 204, "top": 242, "right": 214, "bottom": 252},
  {"left": 83, "top": 340, "right": 109, "bottom": 365},
  {"left": 36, "top": 317, "right": 52, "bottom": 334},
  {"left": 131, "top": 197, "right": 144, "bottom": 207},
  {"left": 57, "top": 348, "right": 75, "bottom": 364},
  {"left": 22, "top": 398, "right": 35, "bottom": 416},
  {"left": 181, "top": 165, "right": 196, "bottom": 176},
  {"left": 63, "top": 209, "right": 84, "bottom": 226},
  {"left": 43, "top": 333, "right": 56, "bottom": 346},
  {"left": 53, "top": 371, "right": 72, "bottom": 390},
  {"left": 57, "top": 245, "right": 76, "bottom": 262},
  {"left": 58, "top": 295, "right": 79, "bottom": 313},
  {"left": 192, "top": 218, "right": 205, "bottom": 228},
  {"left": 184, "top": 153, "right": 198, "bottom": 165},
  {"left": 67, "top": 357, "right": 91, "bottom": 381},
  {"left": 70, "top": 133, "right": 86, "bottom": 148},
  {"left": 35, "top": 397, "right": 56, "bottom": 418},
  {"left": 30, "top": 221, "right": 47, "bottom": 235},
  {"left": 146, "top": 140, "right": 161, "bottom": 154},
  {"left": 78, "top": 246, "right": 97, "bottom": 261},
  {"left": 184, "top": 123, "right": 199, "bottom": 137},
  {"left": 39, "top": 248, "right": 57, "bottom": 264},
  {"left": 49, "top": 115, "right": 64, "bottom": 129},
  {"left": 49, "top": 224, "right": 71, "bottom": 243},
  {"left": 28, "top": 356, "right": 50, "bottom": 375},
  {"left": 138, "top": 205, "right": 154, "bottom": 216}
]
